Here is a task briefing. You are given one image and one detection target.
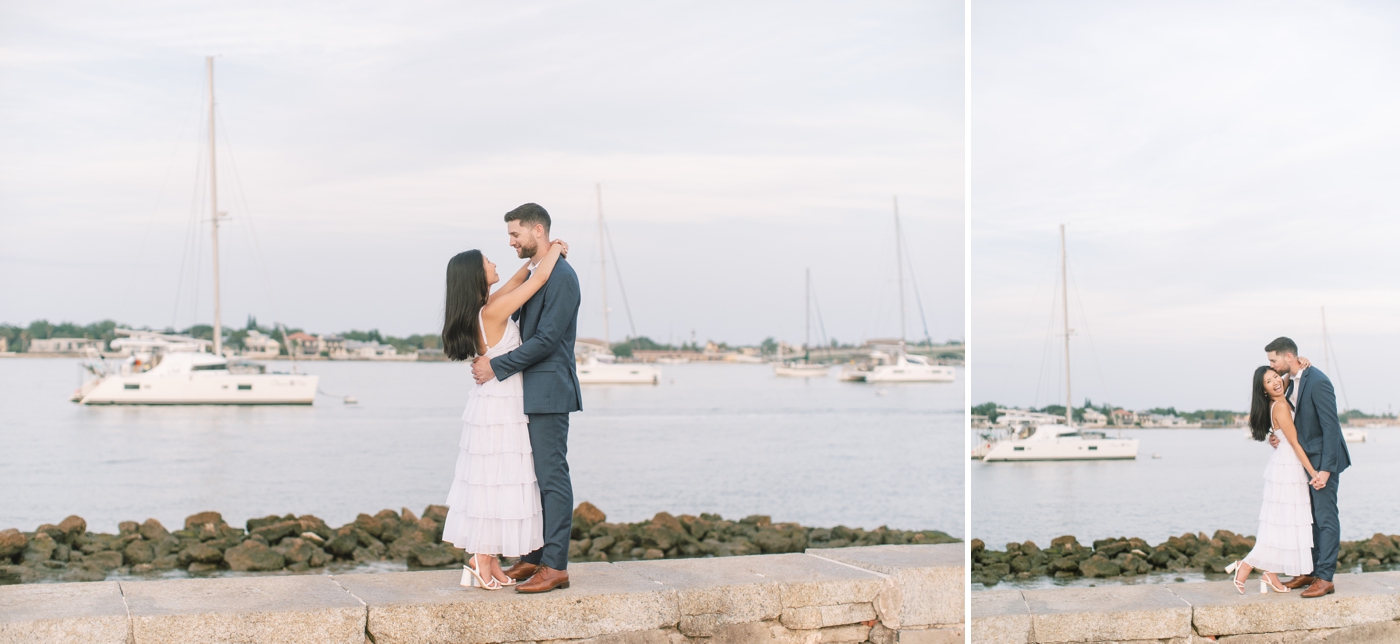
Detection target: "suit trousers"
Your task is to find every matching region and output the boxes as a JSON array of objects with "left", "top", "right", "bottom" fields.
[
  {"left": 518, "top": 412, "right": 572, "bottom": 570},
  {"left": 1309, "top": 471, "right": 1341, "bottom": 581}
]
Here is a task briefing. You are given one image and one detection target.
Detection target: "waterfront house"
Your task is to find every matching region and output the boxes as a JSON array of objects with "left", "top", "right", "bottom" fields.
[
  {"left": 322, "top": 335, "right": 347, "bottom": 359},
  {"left": 241, "top": 330, "right": 282, "bottom": 358},
  {"left": 340, "top": 340, "right": 415, "bottom": 361},
  {"left": 1111, "top": 409, "right": 1138, "bottom": 426},
  {"left": 1081, "top": 408, "right": 1108, "bottom": 427},
  {"left": 28, "top": 338, "right": 105, "bottom": 354},
  {"left": 286, "top": 332, "right": 324, "bottom": 357},
  {"left": 0, "top": 336, "right": 7, "bottom": 352}
]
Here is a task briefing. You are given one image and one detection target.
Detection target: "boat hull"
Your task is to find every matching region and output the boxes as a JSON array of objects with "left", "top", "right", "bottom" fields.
[
  {"left": 79, "top": 373, "right": 319, "bottom": 405},
  {"left": 982, "top": 438, "right": 1139, "bottom": 461},
  {"left": 577, "top": 363, "right": 660, "bottom": 385},
  {"left": 864, "top": 365, "right": 956, "bottom": 383},
  {"left": 774, "top": 365, "right": 828, "bottom": 377}
]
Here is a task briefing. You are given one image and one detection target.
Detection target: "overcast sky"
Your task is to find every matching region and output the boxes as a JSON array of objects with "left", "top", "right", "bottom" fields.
[
  {"left": 0, "top": 0, "right": 963, "bottom": 348},
  {"left": 973, "top": 1, "right": 1400, "bottom": 413}
]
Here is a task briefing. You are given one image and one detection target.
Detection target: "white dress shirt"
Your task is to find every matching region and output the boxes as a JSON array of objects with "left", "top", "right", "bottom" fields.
[{"left": 1289, "top": 365, "right": 1308, "bottom": 409}]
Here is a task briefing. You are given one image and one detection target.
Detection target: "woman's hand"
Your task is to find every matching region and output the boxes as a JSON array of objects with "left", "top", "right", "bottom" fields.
[
  {"left": 551, "top": 239, "right": 569, "bottom": 258},
  {"left": 1299, "top": 356, "right": 1312, "bottom": 370}
]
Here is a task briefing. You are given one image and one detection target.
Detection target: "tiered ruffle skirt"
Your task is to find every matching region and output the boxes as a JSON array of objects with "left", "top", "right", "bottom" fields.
[
  {"left": 1243, "top": 440, "right": 1314, "bottom": 575},
  {"left": 441, "top": 375, "right": 544, "bottom": 557}
]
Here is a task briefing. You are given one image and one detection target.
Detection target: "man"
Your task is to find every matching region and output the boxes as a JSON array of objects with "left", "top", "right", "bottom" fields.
[
  {"left": 471, "top": 203, "right": 582, "bottom": 594},
  {"left": 1265, "top": 336, "right": 1350, "bottom": 598}
]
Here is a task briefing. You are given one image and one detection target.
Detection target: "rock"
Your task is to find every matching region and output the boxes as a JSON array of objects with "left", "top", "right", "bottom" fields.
[
  {"left": 223, "top": 540, "right": 285, "bottom": 571},
  {"left": 1051, "top": 535, "right": 1078, "bottom": 549},
  {"left": 300, "top": 532, "right": 326, "bottom": 546},
  {"left": 131, "top": 563, "right": 154, "bottom": 573},
  {"left": 184, "top": 511, "right": 225, "bottom": 531},
  {"left": 60, "top": 561, "right": 107, "bottom": 582},
  {"left": 639, "top": 517, "right": 687, "bottom": 551},
  {"left": 272, "top": 538, "right": 318, "bottom": 566},
  {"left": 245, "top": 514, "right": 286, "bottom": 532},
  {"left": 984, "top": 563, "right": 1011, "bottom": 578},
  {"left": 123, "top": 540, "right": 155, "bottom": 566},
  {"left": 87, "top": 551, "right": 124, "bottom": 571},
  {"left": 151, "top": 555, "right": 179, "bottom": 571},
  {"left": 571, "top": 502, "right": 607, "bottom": 537},
  {"left": 1079, "top": 556, "right": 1122, "bottom": 578},
  {"left": 308, "top": 547, "right": 332, "bottom": 568},
  {"left": 0, "top": 528, "right": 27, "bottom": 559},
  {"left": 35, "top": 523, "right": 67, "bottom": 543},
  {"left": 353, "top": 513, "right": 384, "bottom": 538},
  {"left": 406, "top": 543, "right": 458, "bottom": 568},
  {"left": 387, "top": 528, "right": 428, "bottom": 560},
  {"left": 753, "top": 528, "right": 795, "bottom": 554},
  {"left": 118, "top": 521, "right": 140, "bottom": 535},
  {"left": 1095, "top": 540, "right": 1131, "bottom": 558},
  {"left": 297, "top": 516, "right": 333, "bottom": 540},
  {"left": 740, "top": 515, "right": 772, "bottom": 528},
  {"left": 400, "top": 508, "right": 419, "bottom": 523},
  {"left": 251, "top": 520, "right": 302, "bottom": 543},
  {"left": 139, "top": 518, "right": 170, "bottom": 542},
  {"left": 187, "top": 562, "right": 219, "bottom": 573},
  {"left": 327, "top": 533, "right": 358, "bottom": 558},
  {"left": 642, "top": 548, "right": 665, "bottom": 560},
  {"left": 56, "top": 516, "right": 87, "bottom": 543},
  {"left": 589, "top": 535, "right": 616, "bottom": 556},
  {"left": 23, "top": 533, "right": 57, "bottom": 563},
  {"left": 422, "top": 504, "right": 449, "bottom": 523}
]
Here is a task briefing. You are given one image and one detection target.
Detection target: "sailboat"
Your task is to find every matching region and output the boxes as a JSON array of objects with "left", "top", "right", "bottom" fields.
[
  {"left": 840, "top": 197, "right": 955, "bottom": 383},
  {"left": 72, "top": 58, "right": 318, "bottom": 405},
  {"left": 981, "top": 225, "right": 1137, "bottom": 461},
  {"left": 774, "top": 268, "right": 829, "bottom": 378},
  {"left": 1321, "top": 306, "right": 1369, "bottom": 443},
  {"left": 575, "top": 184, "right": 661, "bottom": 385}
]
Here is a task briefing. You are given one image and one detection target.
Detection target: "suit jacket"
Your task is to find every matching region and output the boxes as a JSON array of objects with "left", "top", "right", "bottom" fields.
[
  {"left": 1286, "top": 367, "right": 1350, "bottom": 475},
  {"left": 489, "top": 258, "right": 583, "bottom": 414}
]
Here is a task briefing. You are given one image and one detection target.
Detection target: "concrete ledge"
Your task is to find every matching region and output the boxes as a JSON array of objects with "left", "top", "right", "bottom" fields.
[
  {"left": 338, "top": 563, "right": 679, "bottom": 644},
  {"left": 0, "top": 581, "right": 130, "bottom": 644},
  {"left": 808, "top": 543, "right": 964, "bottom": 628},
  {"left": 971, "top": 589, "right": 1031, "bottom": 644},
  {"left": 0, "top": 545, "right": 962, "bottom": 643},
  {"left": 123, "top": 575, "right": 366, "bottom": 644},
  {"left": 970, "top": 571, "right": 1400, "bottom": 643}
]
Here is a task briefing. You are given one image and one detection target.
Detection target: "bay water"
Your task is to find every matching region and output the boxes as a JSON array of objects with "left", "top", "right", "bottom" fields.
[{"left": 0, "top": 358, "right": 963, "bottom": 537}]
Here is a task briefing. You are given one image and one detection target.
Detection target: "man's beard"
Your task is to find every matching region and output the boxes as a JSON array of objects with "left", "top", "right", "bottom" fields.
[{"left": 516, "top": 240, "right": 538, "bottom": 259}]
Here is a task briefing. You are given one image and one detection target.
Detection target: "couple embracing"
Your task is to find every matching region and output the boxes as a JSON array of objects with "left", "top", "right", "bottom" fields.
[
  {"left": 438, "top": 203, "right": 581, "bottom": 594},
  {"left": 1227, "top": 337, "right": 1351, "bottom": 598}
]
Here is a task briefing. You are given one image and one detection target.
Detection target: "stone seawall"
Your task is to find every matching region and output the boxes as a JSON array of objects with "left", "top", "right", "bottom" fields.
[
  {"left": 0, "top": 543, "right": 962, "bottom": 644},
  {"left": 972, "top": 571, "right": 1400, "bottom": 643}
]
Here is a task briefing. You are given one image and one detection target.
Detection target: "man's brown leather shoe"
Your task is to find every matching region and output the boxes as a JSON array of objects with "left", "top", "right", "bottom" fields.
[
  {"left": 1300, "top": 579, "right": 1335, "bottom": 598},
  {"left": 503, "top": 561, "right": 539, "bottom": 581},
  {"left": 1282, "top": 575, "right": 1316, "bottom": 590},
  {"left": 515, "top": 566, "right": 570, "bottom": 593}
]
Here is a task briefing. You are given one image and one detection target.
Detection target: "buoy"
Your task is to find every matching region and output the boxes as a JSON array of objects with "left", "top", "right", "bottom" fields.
[
  {"left": 344, "top": 396, "right": 358, "bottom": 405},
  {"left": 1152, "top": 453, "right": 1162, "bottom": 459}
]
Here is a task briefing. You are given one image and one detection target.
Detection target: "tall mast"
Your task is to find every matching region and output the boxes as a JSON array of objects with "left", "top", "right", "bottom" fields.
[
  {"left": 1061, "top": 224, "right": 1072, "bottom": 427},
  {"left": 893, "top": 197, "right": 906, "bottom": 350},
  {"left": 596, "top": 183, "right": 610, "bottom": 346},
  {"left": 804, "top": 268, "right": 811, "bottom": 354},
  {"left": 207, "top": 56, "right": 225, "bottom": 358}
]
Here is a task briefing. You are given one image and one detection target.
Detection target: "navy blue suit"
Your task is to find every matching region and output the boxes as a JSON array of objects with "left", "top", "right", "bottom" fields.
[
  {"left": 1287, "top": 367, "right": 1350, "bottom": 581},
  {"left": 489, "top": 257, "right": 581, "bottom": 570}
]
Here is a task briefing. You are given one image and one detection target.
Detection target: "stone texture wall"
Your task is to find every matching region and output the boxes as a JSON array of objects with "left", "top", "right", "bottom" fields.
[
  {"left": 0, "top": 543, "right": 962, "bottom": 644},
  {"left": 972, "top": 571, "right": 1400, "bottom": 643}
]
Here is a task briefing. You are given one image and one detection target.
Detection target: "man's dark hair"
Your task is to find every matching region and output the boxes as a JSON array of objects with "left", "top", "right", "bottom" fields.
[
  {"left": 504, "top": 203, "right": 551, "bottom": 234},
  {"left": 1264, "top": 336, "right": 1298, "bottom": 356}
]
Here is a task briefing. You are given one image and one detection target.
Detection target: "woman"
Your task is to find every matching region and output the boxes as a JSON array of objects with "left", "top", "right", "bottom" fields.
[
  {"left": 1226, "top": 361, "right": 1318, "bottom": 594},
  {"left": 438, "top": 239, "right": 567, "bottom": 590}
]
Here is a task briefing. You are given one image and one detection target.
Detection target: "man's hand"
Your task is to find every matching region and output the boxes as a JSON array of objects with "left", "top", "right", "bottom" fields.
[
  {"left": 1268, "top": 433, "right": 1280, "bottom": 449},
  {"left": 1311, "top": 470, "right": 1330, "bottom": 490},
  {"left": 472, "top": 356, "right": 495, "bottom": 384}
]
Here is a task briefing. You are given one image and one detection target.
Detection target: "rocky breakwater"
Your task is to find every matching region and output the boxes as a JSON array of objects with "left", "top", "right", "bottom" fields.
[
  {"left": 0, "top": 506, "right": 464, "bottom": 585},
  {"left": 0, "top": 502, "right": 957, "bottom": 585},
  {"left": 566, "top": 502, "right": 957, "bottom": 562},
  {"left": 971, "top": 530, "right": 1400, "bottom": 586}
]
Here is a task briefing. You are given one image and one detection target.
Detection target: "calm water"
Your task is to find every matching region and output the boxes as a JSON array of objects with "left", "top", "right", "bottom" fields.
[
  {"left": 972, "top": 427, "right": 1400, "bottom": 549},
  {"left": 0, "top": 359, "right": 963, "bottom": 537}
]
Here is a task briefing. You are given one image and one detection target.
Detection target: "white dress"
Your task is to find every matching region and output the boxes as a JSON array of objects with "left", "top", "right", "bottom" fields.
[
  {"left": 1242, "top": 402, "right": 1314, "bottom": 575},
  {"left": 440, "top": 315, "right": 544, "bottom": 557}
]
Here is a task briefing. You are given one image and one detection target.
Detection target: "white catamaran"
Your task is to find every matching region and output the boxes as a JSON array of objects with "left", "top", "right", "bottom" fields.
[
  {"left": 981, "top": 225, "right": 1138, "bottom": 461},
  {"left": 575, "top": 184, "right": 660, "bottom": 385},
  {"left": 72, "top": 58, "right": 318, "bottom": 405}
]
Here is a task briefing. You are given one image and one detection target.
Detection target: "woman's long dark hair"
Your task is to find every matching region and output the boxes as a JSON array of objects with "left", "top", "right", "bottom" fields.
[
  {"left": 442, "top": 250, "right": 488, "bottom": 361},
  {"left": 1248, "top": 365, "right": 1285, "bottom": 442}
]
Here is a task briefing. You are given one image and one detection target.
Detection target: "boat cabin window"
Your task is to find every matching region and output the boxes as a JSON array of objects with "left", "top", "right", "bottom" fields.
[
  {"left": 191, "top": 363, "right": 226, "bottom": 371},
  {"left": 237, "top": 384, "right": 252, "bottom": 390},
  {"left": 124, "top": 383, "right": 139, "bottom": 390}
]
